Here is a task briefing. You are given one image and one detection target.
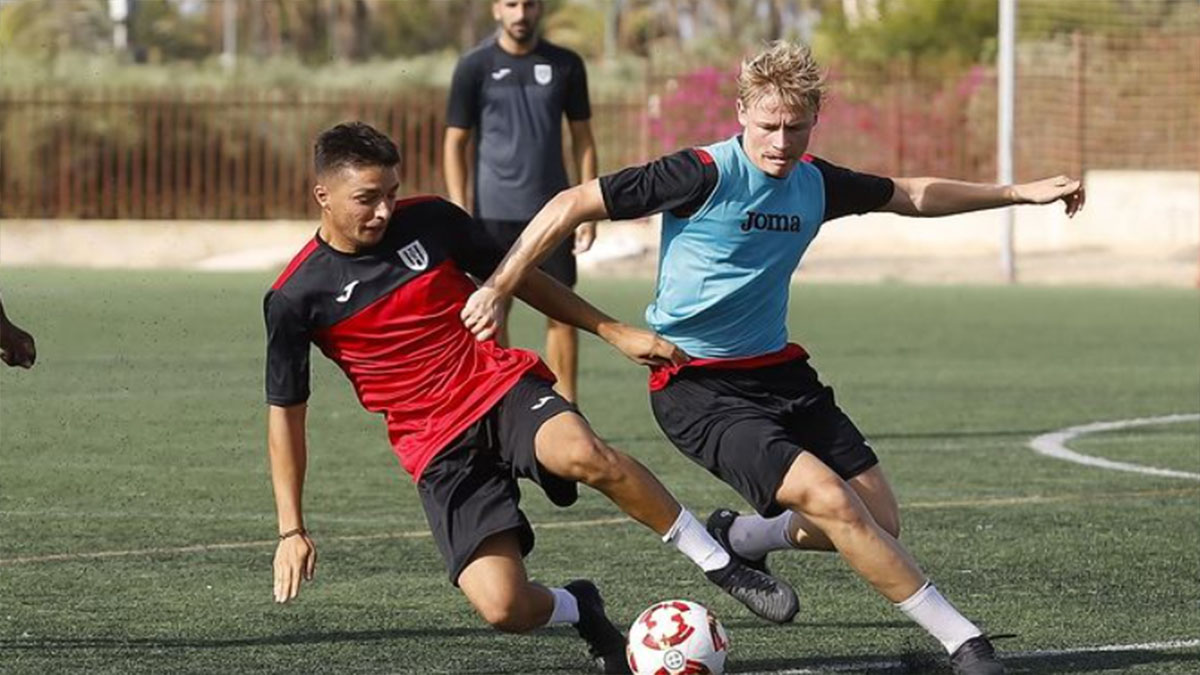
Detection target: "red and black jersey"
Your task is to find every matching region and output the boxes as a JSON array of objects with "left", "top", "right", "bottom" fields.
[{"left": 264, "top": 196, "right": 552, "bottom": 480}]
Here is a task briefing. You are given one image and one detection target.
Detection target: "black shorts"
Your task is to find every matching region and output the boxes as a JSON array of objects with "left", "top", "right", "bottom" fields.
[
  {"left": 417, "top": 375, "right": 580, "bottom": 585},
  {"left": 650, "top": 358, "right": 877, "bottom": 518},
  {"left": 480, "top": 219, "right": 577, "bottom": 287}
]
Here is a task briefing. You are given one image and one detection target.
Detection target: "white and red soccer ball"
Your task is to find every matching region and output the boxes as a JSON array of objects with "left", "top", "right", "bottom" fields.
[{"left": 626, "top": 599, "right": 729, "bottom": 675}]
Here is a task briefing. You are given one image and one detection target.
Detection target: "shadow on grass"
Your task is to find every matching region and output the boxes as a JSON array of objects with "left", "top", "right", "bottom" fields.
[
  {"left": 0, "top": 629, "right": 617, "bottom": 675},
  {"left": 733, "top": 646, "right": 1200, "bottom": 673},
  {"left": 0, "top": 626, "right": 521, "bottom": 650},
  {"left": 1005, "top": 649, "right": 1200, "bottom": 674},
  {"left": 721, "top": 619, "right": 910, "bottom": 631}
]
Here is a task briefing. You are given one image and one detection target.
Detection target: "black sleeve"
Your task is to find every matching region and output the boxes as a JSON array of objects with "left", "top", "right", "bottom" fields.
[
  {"left": 445, "top": 53, "right": 480, "bottom": 129},
  {"left": 438, "top": 201, "right": 506, "bottom": 280},
  {"left": 264, "top": 290, "right": 311, "bottom": 407},
  {"left": 564, "top": 52, "right": 591, "bottom": 121},
  {"left": 598, "top": 148, "right": 719, "bottom": 222},
  {"left": 810, "top": 157, "right": 895, "bottom": 222}
]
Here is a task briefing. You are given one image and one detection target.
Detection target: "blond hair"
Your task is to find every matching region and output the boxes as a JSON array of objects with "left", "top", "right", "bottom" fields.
[{"left": 738, "top": 41, "right": 825, "bottom": 115}]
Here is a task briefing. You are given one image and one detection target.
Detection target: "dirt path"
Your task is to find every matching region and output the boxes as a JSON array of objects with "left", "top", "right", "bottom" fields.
[{"left": 1, "top": 219, "right": 1196, "bottom": 287}]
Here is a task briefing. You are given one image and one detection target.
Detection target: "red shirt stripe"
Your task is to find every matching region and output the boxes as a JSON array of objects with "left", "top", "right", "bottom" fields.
[
  {"left": 271, "top": 238, "right": 319, "bottom": 290},
  {"left": 648, "top": 343, "right": 809, "bottom": 391}
]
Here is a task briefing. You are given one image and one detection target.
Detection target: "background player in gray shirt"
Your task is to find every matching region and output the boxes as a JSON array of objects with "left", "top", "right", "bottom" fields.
[{"left": 444, "top": 0, "right": 597, "bottom": 403}]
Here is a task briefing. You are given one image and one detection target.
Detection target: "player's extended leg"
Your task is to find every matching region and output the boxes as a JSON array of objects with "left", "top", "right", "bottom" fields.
[
  {"left": 535, "top": 411, "right": 677, "bottom": 532},
  {"left": 545, "top": 317, "right": 578, "bottom": 402},
  {"left": 775, "top": 454, "right": 923, "bottom": 600},
  {"left": 744, "top": 464, "right": 900, "bottom": 553},
  {"left": 773, "top": 455, "right": 1002, "bottom": 675},
  {"left": 532, "top": 410, "right": 799, "bottom": 623},
  {"left": 457, "top": 530, "right": 629, "bottom": 673},
  {"left": 706, "top": 366, "right": 900, "bottom": 558},
  {"left": 793, "top": 464, "right": 899, "bottom": 549},
  {"left": 458, "top": 531, "right": 554, "bottom": 632}
]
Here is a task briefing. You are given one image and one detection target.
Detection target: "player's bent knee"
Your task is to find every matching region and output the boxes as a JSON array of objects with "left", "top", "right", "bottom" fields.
[
  {"left": 472, "top": 593, "right": 532, "bottom": 633},
  {"left": 788, "top": 479, "right": 866, "bottom": 528},
  {"left": 563, "top": 438, "right": 624, "bottom": 485}
]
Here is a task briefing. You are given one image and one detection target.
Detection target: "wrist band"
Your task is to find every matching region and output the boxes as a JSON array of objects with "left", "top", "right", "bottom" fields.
[{"left": 278, "top": 527, "right": 307, "bottom": 541}]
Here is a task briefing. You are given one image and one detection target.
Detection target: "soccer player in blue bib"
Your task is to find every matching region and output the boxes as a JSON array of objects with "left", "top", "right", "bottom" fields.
[{"left": 460, "top": 42, "right": 1086, "bottom": 675}]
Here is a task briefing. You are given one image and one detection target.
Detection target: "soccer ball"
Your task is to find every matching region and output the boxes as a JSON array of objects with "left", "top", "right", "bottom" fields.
[{"left": 626, "top": 599, "right": 729, "bottom": 675}]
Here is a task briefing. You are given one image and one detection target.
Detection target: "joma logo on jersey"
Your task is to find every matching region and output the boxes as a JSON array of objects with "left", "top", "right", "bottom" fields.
[
  {"left": 739, "top": 210, "right": 802, "bottom": 233},
  {"left": 397, "top": 240, "right": 429, "bottom": 271}
]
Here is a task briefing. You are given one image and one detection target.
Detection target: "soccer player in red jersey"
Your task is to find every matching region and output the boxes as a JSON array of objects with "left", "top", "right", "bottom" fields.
[{"left": 265, "top": 122, "right": 797, "bottom": 673}]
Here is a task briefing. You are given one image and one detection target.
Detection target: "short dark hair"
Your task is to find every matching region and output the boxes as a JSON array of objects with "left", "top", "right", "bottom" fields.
[{"left": 313, "top": 122, "right": 400, "bottom": 176}]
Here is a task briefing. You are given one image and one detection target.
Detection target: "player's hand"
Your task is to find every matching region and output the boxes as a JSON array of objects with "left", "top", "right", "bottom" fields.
[
  {"left": 273, "top": 532, "right": 316, "bottom": 603},
  {"left": 461, "top": 286, "right": 507, "bottom": 342},
  {"left": 573, "top": 222, "right": 597, "bottom": 255},
  {"left": 1012, "top": 175, "right": 1086, "bottom": 217},
  {"left": 0, "top": 319, "right": 36, "bottom": 369},
  {"left": 606, "top": 324, "right": 690, "bottom": 368}
]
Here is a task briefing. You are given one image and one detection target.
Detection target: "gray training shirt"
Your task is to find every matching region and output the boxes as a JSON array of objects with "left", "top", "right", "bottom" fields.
[{"left": 446, "top": 37, "right": 591, "bottom": 222}]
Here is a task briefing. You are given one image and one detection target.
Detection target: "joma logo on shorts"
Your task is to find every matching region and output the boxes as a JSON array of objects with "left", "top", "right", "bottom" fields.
[{"left": 739, "top": 210, "right": 802, "bottom": 233}]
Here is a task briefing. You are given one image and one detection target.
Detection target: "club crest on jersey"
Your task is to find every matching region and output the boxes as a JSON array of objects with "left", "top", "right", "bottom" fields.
[
  {"left": 397, "top": 240, "right": 429, "bottom": 271},
  {"left": 740, "top": 210, "right": 802, "bottom": 233},
  {"left": 534, "top": 63, "right": 552, "bottom": 85}
]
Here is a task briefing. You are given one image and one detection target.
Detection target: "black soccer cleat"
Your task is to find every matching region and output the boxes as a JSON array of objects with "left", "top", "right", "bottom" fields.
[
  {"left": 705, "top": 556, "right": 799, "bottom": 624},
  {"left": 949, "top": 635, "right": 1006, "bottom": 675},
  {"left": 706, "top": 508, "right": 772, "bottom": 575},
  {"left": 564, "top": 579, "right": 631, "bottom": 675}
]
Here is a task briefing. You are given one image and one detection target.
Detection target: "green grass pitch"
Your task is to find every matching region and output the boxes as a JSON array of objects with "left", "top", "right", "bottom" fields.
[{"left": 1, "top": 269, "right": 1197, "bottom": 673}]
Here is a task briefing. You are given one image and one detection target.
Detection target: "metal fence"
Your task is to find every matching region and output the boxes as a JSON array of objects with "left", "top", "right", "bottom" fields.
[
  {"left": 0, "top": 78, "right": 996, "bottom": 220},
  {"left": 0, "top": 88, "right": 447, "bottom": 220},
  {"left": 0, "top": 86, "right": 655, "bottom": 220},
  {"left": 1, "top": 26, "right": 1196, "bottom": 220}
]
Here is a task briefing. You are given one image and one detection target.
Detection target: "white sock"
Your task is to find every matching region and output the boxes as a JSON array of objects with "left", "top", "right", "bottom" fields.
[
  {"left": 546, "top": 587, "right": 580, "bottom": 626},
  {"left": 895, "top": 582, "right": 983, "bottom": 654},
  {"left": 728, "top": 512, "right": 795, "bottom": 560},
  {"left": 663, "top": 509, "right": 731, "bottom": 572}
]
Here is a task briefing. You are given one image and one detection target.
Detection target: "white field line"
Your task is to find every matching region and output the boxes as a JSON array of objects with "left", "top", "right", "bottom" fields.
[
  {"left": 0, "top": 517, "right": 628, "bottom": 566},
  {"left": 3, "top": 487, "right": 1198, "bottom": 567},
  {"left": 741, "top": 638, "right": 1200, "bottom": 674},
  {"left": 4, "top": 487, "right": 1196, "bottom": 524},
  {"left": 1029, "top": 413, "right": 1200, "bottom": 480}
]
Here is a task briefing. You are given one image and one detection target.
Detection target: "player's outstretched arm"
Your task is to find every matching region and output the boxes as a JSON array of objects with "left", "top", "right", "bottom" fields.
[
  {"left": 883, "top": 175, "right": 1085, "bottom": 218},
  {"left": 268, "top": 403, "right": 316, "bottom": 604},
  {"left": 461, "top": 180, "right": 609, "bottom": 340},
  {"left": 0, "top": 305, "right": 36, "bottom": 369},
  {"left": 513, "top": 270, "right": 688, "bottom": 368}
]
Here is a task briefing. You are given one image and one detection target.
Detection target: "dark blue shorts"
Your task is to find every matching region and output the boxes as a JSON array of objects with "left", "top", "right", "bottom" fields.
[{"left": 650, "top": 358, "right": 878, "bottom": 518}]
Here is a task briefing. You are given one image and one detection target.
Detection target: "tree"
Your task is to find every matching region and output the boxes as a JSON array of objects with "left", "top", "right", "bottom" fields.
[
  {"left": 0, "top": 0, "right": 112, "bottom": 59},
  {"left": 814, "top": 0, "right": 997, "bottom": 77}
]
